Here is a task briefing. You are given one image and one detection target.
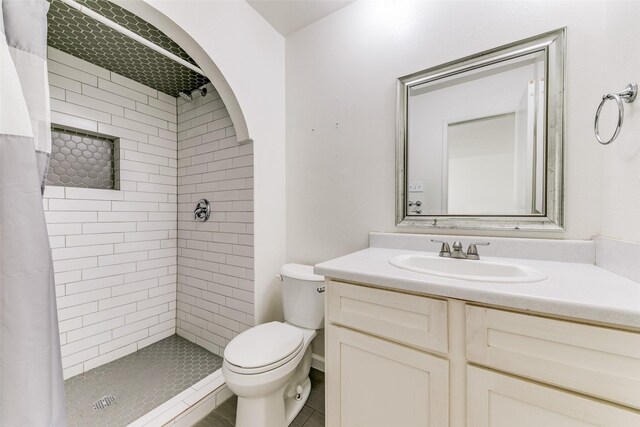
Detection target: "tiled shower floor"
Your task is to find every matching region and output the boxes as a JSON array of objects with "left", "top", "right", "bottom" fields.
[{"left": 65, "top": 335, "right": 223, "bottom": 426}]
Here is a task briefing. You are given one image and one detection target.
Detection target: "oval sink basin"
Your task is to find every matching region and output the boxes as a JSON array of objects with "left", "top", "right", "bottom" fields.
[{"left": 389, "top": 254, "right": 547, "bottom": 283}]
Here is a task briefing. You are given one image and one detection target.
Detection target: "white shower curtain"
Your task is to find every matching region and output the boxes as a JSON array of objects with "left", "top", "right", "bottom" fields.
[{"left": 0, "top": 0, "right": 67, "bottom": 425}]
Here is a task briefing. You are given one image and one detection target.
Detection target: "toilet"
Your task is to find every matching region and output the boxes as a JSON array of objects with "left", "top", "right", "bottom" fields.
[{"left": 222, "top": 264, "right": 325, "bottom": 427}]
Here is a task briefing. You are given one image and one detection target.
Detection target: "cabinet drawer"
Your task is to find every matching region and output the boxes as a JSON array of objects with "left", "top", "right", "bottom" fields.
[
  {"left": 466, "top": 305, "right": 640, "bottom": 410},
  {"left": 467, "top": 365, "right": 640, "bottom": 426},
  {"left": 327, "top": 280, "right": 448, "bottom": 354}
]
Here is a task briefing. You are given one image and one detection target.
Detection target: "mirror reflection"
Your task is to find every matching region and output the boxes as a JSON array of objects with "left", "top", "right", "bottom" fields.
[{"left": 407, "top": 51, "right": 546, "bottom": 216}]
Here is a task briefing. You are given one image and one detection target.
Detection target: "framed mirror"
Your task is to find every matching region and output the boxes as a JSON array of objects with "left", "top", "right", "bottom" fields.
[{"left": 396, "top": 29, "right": 565, "bottom": 231}]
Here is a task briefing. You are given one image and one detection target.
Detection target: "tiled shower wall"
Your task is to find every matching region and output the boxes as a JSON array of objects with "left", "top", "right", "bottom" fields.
[
  {"left": 176, "top": 83, "right": 255, "bottom": 356},
  {"left": 44, "top": 47, "right": 178, "bottom": 378}
]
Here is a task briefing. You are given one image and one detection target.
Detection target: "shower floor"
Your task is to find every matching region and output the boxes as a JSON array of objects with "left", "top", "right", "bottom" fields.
[{"left": 65, "top": 335, "right": 223, "bottom": 426}]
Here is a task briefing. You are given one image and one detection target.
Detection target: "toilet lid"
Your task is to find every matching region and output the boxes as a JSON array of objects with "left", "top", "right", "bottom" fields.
[{"left": 224, "top": 322, "right": 304, "bottom": 370}]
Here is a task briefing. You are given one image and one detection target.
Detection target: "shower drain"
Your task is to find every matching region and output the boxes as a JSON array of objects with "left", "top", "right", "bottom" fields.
[{"left": 92, "top": 395, "right": 117, "bottom": 410}]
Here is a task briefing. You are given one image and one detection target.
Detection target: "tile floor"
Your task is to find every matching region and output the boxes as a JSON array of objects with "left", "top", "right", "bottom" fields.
[
  {"left": 195, "top": 368, "right": 325, "bottom": 427},
  {"left": 65, "top": 335, "right": 223, "bottom": 426}
]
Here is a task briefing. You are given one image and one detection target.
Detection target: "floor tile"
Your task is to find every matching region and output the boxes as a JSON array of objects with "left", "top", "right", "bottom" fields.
[
  {"left": 197, "top": 369, "right": 325, "bottom": 426},
  {"left": 302, "top": 410, "right": 325, "bottom": 427},
  {"left": 290, "top": 404, "right": 314, "bottom": 427},
  {"left": 65, "top": 335, "right": 223, "bottom": 427}
]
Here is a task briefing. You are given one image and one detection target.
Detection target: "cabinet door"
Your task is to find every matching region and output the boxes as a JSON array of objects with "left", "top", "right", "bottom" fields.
[
  {"left": 467, "top": 366, "right": 640, "bottom": 427},
  {"left": 327, "top": 324, "right": 448, "bottom": 427}
]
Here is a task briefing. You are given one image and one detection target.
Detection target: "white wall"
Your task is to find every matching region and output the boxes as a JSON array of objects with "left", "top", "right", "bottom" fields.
[
  {"left": 45, "top": 47, "right": 178, "bottom": 379},
  {"left": 286, "top": 0, "right": 605, "bottom": 265},
  {"left": 176, "top": 83, "right": 254, "bottom": 356},
  {"left": 144, "top": 0, "right": 286, "bottom": 324},
  {"left": 600, "top": 2, "right": 640, "bottom": 244}
]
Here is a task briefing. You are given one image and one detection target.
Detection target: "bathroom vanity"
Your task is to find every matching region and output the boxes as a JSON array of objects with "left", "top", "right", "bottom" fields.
[{"left": 316, "top": 234, "right": 640, "bottom": 427}]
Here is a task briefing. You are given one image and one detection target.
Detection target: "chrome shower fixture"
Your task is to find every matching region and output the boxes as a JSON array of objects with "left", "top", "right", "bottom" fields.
[{"left": 178, "top": 87, "right": 207, "bottom": 102}]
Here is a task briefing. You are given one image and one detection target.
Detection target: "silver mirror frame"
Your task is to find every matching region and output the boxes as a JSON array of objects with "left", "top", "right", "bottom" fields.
[{"left": 396, "top": 28, "right": 566, "bottom": 232}]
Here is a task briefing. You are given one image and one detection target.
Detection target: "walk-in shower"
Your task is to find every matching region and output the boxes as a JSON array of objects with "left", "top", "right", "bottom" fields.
[{"left": 42, "top": 0, "right": 254, "bottom": 424}]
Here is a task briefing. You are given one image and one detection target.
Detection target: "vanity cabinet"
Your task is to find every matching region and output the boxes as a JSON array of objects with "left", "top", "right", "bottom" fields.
[
  {"left": 325, "top": 280, "right": 640, "bottom": 427},
  {"left": 326, "top": 280, "right": 450, "bottom": 426}
]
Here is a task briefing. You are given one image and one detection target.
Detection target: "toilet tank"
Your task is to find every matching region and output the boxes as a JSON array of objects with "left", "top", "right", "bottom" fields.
[{"left": 280, "top": 264, "right": 325, "bottom": 330}]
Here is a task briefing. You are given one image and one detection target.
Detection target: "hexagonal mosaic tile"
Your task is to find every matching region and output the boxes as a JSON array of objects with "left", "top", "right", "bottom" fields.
[
  {"left": 47, "top": 127, "right": 116, "bottom": 190},
  {"left": 65, "top": 335, "right": 223, "bottom": 427},
  {"left": 47, "top": 0, "right": 209, "bottom": 97}
]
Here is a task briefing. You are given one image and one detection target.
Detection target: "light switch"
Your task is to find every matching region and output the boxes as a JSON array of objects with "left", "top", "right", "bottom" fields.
[{"left": 408, "top": 181, "right": 424, "bottom": 192}]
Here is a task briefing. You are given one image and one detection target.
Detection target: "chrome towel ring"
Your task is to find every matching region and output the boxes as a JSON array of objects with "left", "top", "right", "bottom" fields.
[{"left": 594, "top": 82, "right": 638, "bottom": 145}]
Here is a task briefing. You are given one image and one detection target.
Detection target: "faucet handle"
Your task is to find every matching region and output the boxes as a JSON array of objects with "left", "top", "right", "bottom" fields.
[
  {"left": 466, "top": 242, "right": 490, "bottom": 260},
  {"left": 431, "top": 239, "right": 451, "bottom": 257}
]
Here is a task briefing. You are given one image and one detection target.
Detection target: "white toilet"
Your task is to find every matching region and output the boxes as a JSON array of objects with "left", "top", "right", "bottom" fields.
[{"left": 222, "top": 264, "right": 325, "bottom": 427}]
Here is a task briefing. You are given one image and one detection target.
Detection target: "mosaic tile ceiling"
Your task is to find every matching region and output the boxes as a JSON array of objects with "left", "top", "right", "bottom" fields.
[{"left": 47, "top": 0, "right": 209, "bottom": 97}]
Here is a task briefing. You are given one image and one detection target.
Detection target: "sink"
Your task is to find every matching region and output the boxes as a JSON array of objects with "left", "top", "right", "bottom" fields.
[{"left": 389, "top": 254, "right": 547, "bottom": 283}]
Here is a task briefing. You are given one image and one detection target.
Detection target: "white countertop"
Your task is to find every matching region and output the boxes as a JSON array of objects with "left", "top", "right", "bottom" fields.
[{"left": 315, "top": 247, "right": 640, "bottom": 329}]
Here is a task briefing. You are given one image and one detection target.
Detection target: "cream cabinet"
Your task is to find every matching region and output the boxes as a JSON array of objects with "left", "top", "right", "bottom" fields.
[
  {"left": 467, "top": 366, "right": 640, "bottom": 427},
  {"left": 325, "top": 279, "right": 640, "bottom": 427},
  {"left": 327, "top": 325, "right": 449, "bottom": 427}
]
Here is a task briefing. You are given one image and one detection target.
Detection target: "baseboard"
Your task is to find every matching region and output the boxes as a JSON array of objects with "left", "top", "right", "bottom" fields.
[{"left": 311, "top": 353, "right": 325, "bottom": 372}]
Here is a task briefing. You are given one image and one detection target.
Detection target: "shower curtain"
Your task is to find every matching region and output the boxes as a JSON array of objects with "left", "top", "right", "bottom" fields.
[{"left": 0, "top": 0, "right": 67, "bottom": 425}]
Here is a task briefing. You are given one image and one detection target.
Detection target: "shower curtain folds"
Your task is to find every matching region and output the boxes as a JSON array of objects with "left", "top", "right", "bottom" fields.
[{"left": 0, "top": 0, "right": 67, "bottom": 425}]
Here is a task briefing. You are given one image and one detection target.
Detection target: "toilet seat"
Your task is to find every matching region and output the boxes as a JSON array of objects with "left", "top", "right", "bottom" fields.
[{"left": 224, "top": 322, "right": 304, "bottom": 375}]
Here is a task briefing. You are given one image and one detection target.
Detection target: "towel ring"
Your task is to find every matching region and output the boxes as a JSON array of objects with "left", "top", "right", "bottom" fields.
[{"left": 594, "top": 82, "right": 638, "bottom": 145}]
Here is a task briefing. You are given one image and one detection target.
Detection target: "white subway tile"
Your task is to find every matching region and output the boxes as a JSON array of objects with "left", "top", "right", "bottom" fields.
[
  {"left": 49, "top": 73, "right": 81, "bottom": 93},
  {"left": 125, "top": 303, "right": 168, "bottom": 324},
  {"left": 61, "top": 331, "right": 111, "bottom": 357},
  {"left": 55, "top": 270, "right": 82, "bottom": 285},
  {"left": 98, "top": 211, "right": 147, "bottom": 222},
  {"left": 111, "top": 201, "right": 158, "bottom": 212},
  {"left": 51, "top": 111, "right": 97, "bottom": 133},
  {"left": 62, "top": 347, "right": 99, "bottom": 369},
  {"left": 111, "top": 73, "right": 157, "bottom": 98},
  {"left": 82, "top": 84, "right": 136, "bottom": 109},
  {"left": 112, "top": 278, "right": 158, "bottom": 297},
  {"left": 45, "top": 211, "right": 97, "bottom": 223},
  {"left": 99, "top": 290, "right": 149, "bottom": 311},
  {"left": 52, "top": 244, "right": 113, "bottom": 261},
  {"left": 98, "top": 251, "right": 148, "bottom": 267},
  {"left": 83, "top": 343, "right": 137, "bottom": 372},
  {"left": 57, "top": 288, "right": 111, "bottom": 309},
  {"left": 66, "top": 275, "right": 124, "bottom": 295},
  {"left": 125, "top": 108, "right": 168, "bottom": 129},
  {"left": 98, "top": 78, "right": 148, "bottom": 103},
  {"left": 83, "top": 303, "right": 137, "bottom": 326},
  {"left": 82, "top": 262, "right": 136, "bottom": 280},
  {"left": 58, "top": 301, "right": 98, "bottom": 321},
  {"left": 48, "top": 47, "right": 111, "bottom": 79},
  {"left": 98, "top": 123, "right": 148, "bottom": 143},
  {"left": 112, "top": 316, "right": 158, "bottom": 339},
  {"left": 54, "top": 256, "right": 97, "bottom": 273},
  {"left": 67, "top": 317, "right": 124, "bottom": 343},
  {"left": 64, "top": 187, "right": 123, "bottom": 200},
  {"left": 66, "top": 233, "right": 124, "bottom": 247},
  {"left": 148, "top": 96, "right": 176, "bottom": 114},
  {"left": 66, "top": 91, "right": 124, "bottom": 117},
  {"left": 124, "top": 267, "right": 167, "bottom": 284},
  {"left": 99, "top": 329, "right": 148, "bottom": 354},
  {"left": 49, "top": 61, "right": 98, "bottom": 86},
  {"left": 83, "top": 222, "right": 136, "bottom": 234}
]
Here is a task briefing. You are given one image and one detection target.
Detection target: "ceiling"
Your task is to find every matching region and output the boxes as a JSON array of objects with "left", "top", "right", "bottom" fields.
[
  {"left": 47, "top": 0, "right": 208, "bottom": 97},
  {"left": 247, "top": 0, "right": 355, "bottom": 36}
]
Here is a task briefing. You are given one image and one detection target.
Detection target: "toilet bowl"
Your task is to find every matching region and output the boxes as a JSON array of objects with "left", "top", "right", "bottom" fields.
[{"left": 222, "top": 264, "right": 324, "bottom": 427}]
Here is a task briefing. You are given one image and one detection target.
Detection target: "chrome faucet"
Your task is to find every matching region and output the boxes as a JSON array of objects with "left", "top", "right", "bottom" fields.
[{"left": 431, "top": 239, "right": 489, "bottom": 260}]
